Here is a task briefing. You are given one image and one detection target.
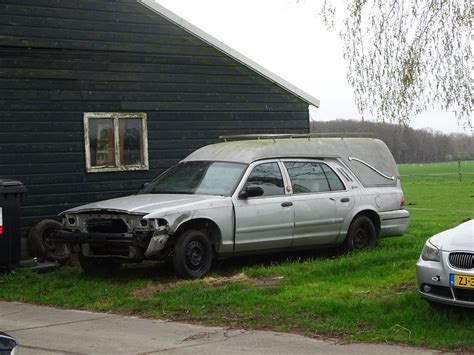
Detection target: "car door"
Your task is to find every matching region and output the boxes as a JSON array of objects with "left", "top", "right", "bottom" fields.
[
  {"left": 283, "top": 160, "right": 353, "bottom": 246},
  {"left": 320, "top": 163, "right": 355, "bottom": 233},
  {"left": 233, "top": 161, "right": 294, "bottom": 252}
]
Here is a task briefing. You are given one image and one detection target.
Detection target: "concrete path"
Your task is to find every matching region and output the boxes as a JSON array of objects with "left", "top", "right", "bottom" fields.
[{"left": 0, "top": 301, "right": 440, "bottom": 354}]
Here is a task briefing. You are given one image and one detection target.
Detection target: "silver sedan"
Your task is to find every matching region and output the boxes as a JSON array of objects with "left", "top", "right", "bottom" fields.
[{"left": 416, "top": 219, "right": 474, "bottom": 308}]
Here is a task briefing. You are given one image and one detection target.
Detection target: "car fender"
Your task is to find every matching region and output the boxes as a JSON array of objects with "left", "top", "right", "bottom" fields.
[
  {"left": 143, "top": 203, "right": 235, "bottom": 254},
  {"left": 337, "top": 204, "right": 381, "bottom": 244}
]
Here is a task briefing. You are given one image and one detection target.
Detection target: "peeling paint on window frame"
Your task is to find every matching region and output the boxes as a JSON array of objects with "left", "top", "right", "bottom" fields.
[{"left": 84, "top": 112, "right": 149, "bottom": 173}]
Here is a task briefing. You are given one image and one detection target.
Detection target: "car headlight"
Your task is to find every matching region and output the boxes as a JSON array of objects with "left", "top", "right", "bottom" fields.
[{"left": 421, "top": 241, "right": 440, "bottom": 262}]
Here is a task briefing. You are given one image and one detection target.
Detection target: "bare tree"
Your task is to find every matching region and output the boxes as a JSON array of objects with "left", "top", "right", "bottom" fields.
[{"left": 316, "top": 0, "right": 472, "bottom": 129}]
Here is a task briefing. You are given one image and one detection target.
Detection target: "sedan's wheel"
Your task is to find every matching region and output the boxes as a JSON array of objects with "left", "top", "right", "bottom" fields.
[
  {"left": 173, "top": 229, "right": 213, "bottom": 279},
  {"left": 344, "top": 216, "right": 376, "bottom": 251}
]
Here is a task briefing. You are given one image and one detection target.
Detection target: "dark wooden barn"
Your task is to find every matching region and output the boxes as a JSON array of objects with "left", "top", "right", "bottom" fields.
[{"left": 0, "top": 0, "right": 320, "bottom": 233}]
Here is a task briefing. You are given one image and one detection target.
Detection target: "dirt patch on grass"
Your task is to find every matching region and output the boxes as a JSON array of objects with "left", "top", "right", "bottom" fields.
[
  {"left": 131, "top": 273, "right": 284, "bottom": 298},
  {"left": 203, "top": 273, "right": 284, "bottom": 288},
  {"left": 131, "top": 283, "right": 172, "bottom": 298},
  {"left": 394, "top": 283, "right": 415, "bottom": 294},
  {"left": 249, "top": 276, "right": 285, "bottom": 287},
  {"left": 131, "top": 274, "right": 178, "bottom": 298},
  {"left": 202, "top": 272, "right": 284, "bottom": 287},
  {"left": 202, "top": 272, "right": 249, "bottom": 287}
]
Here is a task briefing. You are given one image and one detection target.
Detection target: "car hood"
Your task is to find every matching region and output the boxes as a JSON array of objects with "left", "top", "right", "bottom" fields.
[
  {"left": 430, "top": 220, "right": 474, "bottom": 251},
  {"left": 61, "top": 194, "right": 230, "bottom": 216}
]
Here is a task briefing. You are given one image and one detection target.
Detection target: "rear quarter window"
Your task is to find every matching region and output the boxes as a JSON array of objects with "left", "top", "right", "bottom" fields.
[{"left": 321, "top": 164, "right": 345, "bottom": 191}]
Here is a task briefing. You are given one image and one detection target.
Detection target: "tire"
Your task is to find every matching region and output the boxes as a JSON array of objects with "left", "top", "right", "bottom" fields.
[
  {"left": 78, "top": 252, "right": 120, "bottom": 275},
  {"left": 28, "top": 219, "right": 71, "bottom": 263},
  {"left": 344, "top": 216, "right": 376, "bottom": 251},
  {"left": 172, "top": 229, "right": 213, "bottom": 279}
]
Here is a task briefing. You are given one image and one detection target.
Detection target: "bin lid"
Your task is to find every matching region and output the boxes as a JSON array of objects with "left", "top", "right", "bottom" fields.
[{"left": 0, "top": 179, "right": 27, "bottom": 194}]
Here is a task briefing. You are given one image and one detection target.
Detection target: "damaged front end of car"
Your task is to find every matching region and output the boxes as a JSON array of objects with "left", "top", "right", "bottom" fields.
[{"left": 58, "top": 211, "right": 172, "bottom": 262}]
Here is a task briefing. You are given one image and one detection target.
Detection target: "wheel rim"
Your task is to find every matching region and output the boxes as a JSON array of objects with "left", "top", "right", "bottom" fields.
[
  {"left": 44, "top": 237, "right": 56, "bottom": 250},
  {"left": 185, "top": 240, "right": 207, "bottom": 271},
  {"left": 353, "top": 226, "right": 370, "bottom": 249},
  {"left": 43, "top": 227, "right": 67, "bottom": 255}
]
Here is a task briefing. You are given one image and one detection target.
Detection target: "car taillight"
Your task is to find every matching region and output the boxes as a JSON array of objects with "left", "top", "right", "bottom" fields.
[{"left": 400, "top": 198, "right": 405, "bottom": 208}]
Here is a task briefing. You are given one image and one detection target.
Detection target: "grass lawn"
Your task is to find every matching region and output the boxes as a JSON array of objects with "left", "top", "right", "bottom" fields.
[{"left": 1, "top": 161, "right": 473, "bottom": 350}]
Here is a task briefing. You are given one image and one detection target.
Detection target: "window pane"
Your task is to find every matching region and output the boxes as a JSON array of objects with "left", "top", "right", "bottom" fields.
[
  {"left": 244, "top": 162, "right": 284, "bottom": 196},
  {"left": 322, "top": 164, "right": 345, "bottom": 191},
  {"left": 119, "top": 119, "right": 144, "bottom": 166},
  {"left": 284, "top": 162, "right": 330, "bottom": 193},
  {"left": 89, "top": 118, "right": 115, "bottom": 167}
]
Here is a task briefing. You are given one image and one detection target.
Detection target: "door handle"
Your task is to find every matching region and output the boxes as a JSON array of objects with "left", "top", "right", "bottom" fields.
[
  {"left": 341, "top": 198, "right": 350, "bottom": 203},
  {"left": 281, "top": 202, "right": 293, "bottom": 207}
]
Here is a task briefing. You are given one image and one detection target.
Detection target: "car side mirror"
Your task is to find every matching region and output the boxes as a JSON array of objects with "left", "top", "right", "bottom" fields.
[
  {"left": 239, "top": 185, "right": 264, "bottom": 199},
  {"left": 137, "top": 182, "right": 150, "bottom": 195}
]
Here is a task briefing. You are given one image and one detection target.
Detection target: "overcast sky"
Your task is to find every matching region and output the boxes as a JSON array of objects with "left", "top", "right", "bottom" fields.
[{"left": 156, "top": 0, "right": 470, "bottom": 135}]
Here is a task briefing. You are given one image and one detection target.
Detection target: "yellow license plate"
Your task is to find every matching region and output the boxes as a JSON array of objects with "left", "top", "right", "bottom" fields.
[{"left": 450, "top": 274, "right": 474, "bottom": 289}]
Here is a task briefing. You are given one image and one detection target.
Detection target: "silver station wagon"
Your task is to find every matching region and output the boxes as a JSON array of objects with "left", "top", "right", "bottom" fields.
[{"left": 59, "top": 135, "right": 409, "bottom": 278}]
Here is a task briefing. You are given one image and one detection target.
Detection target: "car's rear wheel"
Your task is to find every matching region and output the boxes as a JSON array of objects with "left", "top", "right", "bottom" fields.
[
  {"left": 344, "top": 216, "right": 376, "bottom": 251},
  {"left": 78, "top": 251, "right": 120, "bottom": 275},
  {"left": 173, "top": 229, "right": 213, "bottom": 279}
]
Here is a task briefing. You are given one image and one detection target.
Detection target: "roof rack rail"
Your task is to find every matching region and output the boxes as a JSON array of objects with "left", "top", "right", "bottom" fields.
[{"left": 219, "top": 132, "right": 375, "bottom": 142}]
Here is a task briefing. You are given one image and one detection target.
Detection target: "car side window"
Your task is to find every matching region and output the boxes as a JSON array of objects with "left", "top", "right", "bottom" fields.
[
  {"left": 284, "top": 162, "right": 330, "bottom": 193},
  {"left": 244, "top": 162, "right": 285, "bottom": 196},
  {"left": 321, "top": 164, "right": 345, "bottom": 191}
]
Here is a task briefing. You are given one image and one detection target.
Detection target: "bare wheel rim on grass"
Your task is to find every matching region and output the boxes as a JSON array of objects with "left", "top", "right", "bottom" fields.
[
  {"left": 345, "top": 216, "right": 376, "bottom": 251},
  {"left": 173, "top": 229, "right": 213, "bottom": 279},
  {"left": 28, "top": 219, "right": 71, "bottom": 263}
]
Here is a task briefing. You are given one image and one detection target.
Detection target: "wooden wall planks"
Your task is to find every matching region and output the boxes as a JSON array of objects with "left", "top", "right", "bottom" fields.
[{"left": 0, "top": 0, "right": 310, "bottom": 231}]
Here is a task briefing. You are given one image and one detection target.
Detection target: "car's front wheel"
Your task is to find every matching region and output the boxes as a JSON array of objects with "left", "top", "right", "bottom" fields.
[
  {"left": 173, "top": 229, "right": 213, "bottom": 279},
  {"left": 344, "top": 215, "right": 376, "bottom": 251}
]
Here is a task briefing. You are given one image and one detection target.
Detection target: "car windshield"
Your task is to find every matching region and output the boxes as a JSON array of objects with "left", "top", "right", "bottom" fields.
[{"left": 144, "top": 161, "right": 247, "bottom": 196}]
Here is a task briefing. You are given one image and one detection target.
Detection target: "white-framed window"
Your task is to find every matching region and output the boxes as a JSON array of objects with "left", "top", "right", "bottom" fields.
[{"left": 84, "top": 112, "right": 149, "bottom": 173}]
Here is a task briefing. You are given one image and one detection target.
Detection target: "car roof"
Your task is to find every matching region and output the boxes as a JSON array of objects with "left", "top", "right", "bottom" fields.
[{"left": 183, "top": 138, "right": 399, "bottom": 187}]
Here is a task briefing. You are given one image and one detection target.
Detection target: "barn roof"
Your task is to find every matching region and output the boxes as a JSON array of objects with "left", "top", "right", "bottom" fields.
[{"left": 138, "top": 0, "right": 320, "bottom": 108}]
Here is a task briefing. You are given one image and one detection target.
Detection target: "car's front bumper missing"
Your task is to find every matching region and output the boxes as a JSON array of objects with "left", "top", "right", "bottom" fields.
[
  {"left": 56, "top": 227, "right": 169, "bottom": 260},
  {"left": 56, "top": 230, "right": 135, "bottom": 245}
]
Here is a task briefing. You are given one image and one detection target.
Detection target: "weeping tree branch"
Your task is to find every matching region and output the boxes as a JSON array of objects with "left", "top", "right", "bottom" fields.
[{"left": 316, "top": 0, "right": 472, "bottom": 128}]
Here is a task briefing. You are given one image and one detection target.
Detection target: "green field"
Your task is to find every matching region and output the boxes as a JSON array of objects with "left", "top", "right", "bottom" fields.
[
  {"left": 1, "top": 161, "right": 473, "bottom": 350},
  {"left": 400, "top": 160, "right": 474, "bottom": 176}
]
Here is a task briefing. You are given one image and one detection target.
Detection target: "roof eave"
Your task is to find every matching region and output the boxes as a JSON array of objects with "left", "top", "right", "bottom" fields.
[{"left": 138, "top": 0, "right": 320, "bottom": 108}]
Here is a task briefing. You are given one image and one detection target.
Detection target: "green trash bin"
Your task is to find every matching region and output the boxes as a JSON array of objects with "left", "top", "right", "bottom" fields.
[{"left": 0, "top": 179, "right": 27, "bottom": 269}]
